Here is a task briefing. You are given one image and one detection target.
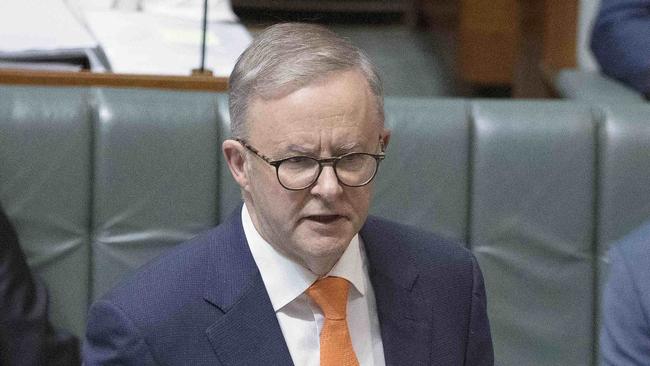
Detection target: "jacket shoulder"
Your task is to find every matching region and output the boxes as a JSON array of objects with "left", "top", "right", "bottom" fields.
[
  {"left": 98, "top": 226, "right": 219, "bottom": 306},
  {"left": 362, "top": 215, "right": 473, "bottom": 266}
]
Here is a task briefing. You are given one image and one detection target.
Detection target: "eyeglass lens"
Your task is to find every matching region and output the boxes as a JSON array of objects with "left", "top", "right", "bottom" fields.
[{"left": 277, "top": 154, "right": 378, "bottom": 189}]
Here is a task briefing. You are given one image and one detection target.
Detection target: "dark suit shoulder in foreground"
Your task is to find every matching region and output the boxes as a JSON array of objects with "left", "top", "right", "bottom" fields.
[{"left": 1, "top": 205, "right": 80, "bottom": 366}]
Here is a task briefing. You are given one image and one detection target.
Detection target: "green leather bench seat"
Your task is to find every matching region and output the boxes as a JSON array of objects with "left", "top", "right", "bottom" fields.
[
  {"left": 90, "top": 88, "right": 223, "bottom": 300},
  {"left": 2, "top": 85, "right": 650, "bottom": 366},
  {"left": 595, "top": 105, "right": 650, "bottom": 354},
  {"left": 0, "top": 86, "right": 92, "bottom": 337},
  {"left": 374, "top": 98, "right": 470, "bottom": 241},
  {"left": 554, "top": 69, "right": 646, "bottom": 104},
  {"left": 469, "top": 102, "right": 596, "bottom": 366},
  {"left": 598, "top": 105, "right": 650, "bottom": 256}
]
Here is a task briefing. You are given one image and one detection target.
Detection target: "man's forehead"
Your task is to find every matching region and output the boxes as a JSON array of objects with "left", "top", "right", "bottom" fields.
[
  {"left": 254, "top": 68, "right": 362, "bottom": 100},
  {"left": 261, "top": 128, "right": 375, "bottom": 152},
  {"left": 247, "top": 70, "right": 379, "bottom": 119},
  {"left": 248, "top": 71, "right": 376, "bottom": 127},
  {"left": 277, "top": 137, "right": 370, "bottom": 151}
]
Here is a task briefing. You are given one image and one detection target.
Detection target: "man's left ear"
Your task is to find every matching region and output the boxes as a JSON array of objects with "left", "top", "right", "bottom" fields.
[{"left": 380, "top": 129, "right": 391, "bottom": 152}]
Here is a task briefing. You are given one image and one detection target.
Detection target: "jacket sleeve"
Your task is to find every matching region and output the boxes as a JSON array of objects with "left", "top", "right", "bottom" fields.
[
  {"left": 1, "top": 204, "right": 80, "bottom": 366},
  {"left": 464, "top": 255, "right": 494, "bottom": 366},
  {"left": 599, "top": 244, "right": 650, "bottom": 365},
  {"left": 590, "top": 0, "right": 650, "bottom": 95},
  {"left": 83, "top": 299, "right": 158, "bottom": 366}
]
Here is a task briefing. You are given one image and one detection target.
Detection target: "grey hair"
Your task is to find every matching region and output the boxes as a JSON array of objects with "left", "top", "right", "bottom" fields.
[{"left": 228, "top": 22, "right": 384, "bottom": 139}]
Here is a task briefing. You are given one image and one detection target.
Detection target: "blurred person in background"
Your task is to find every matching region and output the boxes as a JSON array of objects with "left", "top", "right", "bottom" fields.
[
  {"left": 600, "top": 220, "right": 650, "bottom": 365},
  {"left": 591, "top": 0, "right": 650, "bottom": 100},
  {"left": 0, "top": 203, "right": 79, "bottom": 366}
]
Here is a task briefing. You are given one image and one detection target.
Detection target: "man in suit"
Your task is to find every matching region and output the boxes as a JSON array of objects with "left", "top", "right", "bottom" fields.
[
  {"left": 1, "top": 203, "right": 80, "bottom": 365},
  {"left": 83, "top": 22, "right": 493, "bottom": 365},
  {"left": 591, "top": 0, "right": 650, "bottom": 99},
  {"left": 600, "top": 220, "right": 650, "bottom": 365}
]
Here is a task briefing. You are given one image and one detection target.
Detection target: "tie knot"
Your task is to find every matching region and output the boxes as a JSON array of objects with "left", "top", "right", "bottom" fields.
[{"left": 307, "top": 276, "right": 350, "bottom": 320}]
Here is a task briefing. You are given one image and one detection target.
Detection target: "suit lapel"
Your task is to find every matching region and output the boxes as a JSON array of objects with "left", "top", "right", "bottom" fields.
[
  {"left": 202, "top": 208, "right": 293, "bottom": 366},
  {"left": 361, "top": 218, "right": 433, "bottom": 366},
  {"left": 205, "top": 277, "right": 294, "bottom": 366}
]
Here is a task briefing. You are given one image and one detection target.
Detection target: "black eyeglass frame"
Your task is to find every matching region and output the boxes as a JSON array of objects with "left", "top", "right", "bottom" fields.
[{"left": 234, "top": 138, "right": 386, "bottom": 191}]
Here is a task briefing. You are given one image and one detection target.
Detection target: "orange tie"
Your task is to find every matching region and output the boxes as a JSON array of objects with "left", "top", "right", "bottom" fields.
[{"left": 307, "top": 276, "right": 360, "bottom": 366}]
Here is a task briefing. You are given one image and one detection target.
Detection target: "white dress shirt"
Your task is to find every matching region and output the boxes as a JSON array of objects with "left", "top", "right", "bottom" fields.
[{"left": 242, "top": 204, "right": 386, "bottom": 366}]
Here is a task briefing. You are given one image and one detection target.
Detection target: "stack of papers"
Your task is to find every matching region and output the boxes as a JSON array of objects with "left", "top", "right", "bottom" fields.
[
  {"left": 0, "top": 0, "right": 107, "bottom": 71},
  {"left": 144, "top": 0, "right": 238, "bottom": 22},
  {"left": 0, "top": 0, "right": 250, "bottom": 76},
  {"left": 84, "top": 10, "right": 251, "bottom": 77}
]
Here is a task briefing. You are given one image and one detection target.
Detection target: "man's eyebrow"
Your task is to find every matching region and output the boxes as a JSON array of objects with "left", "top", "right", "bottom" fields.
[
  {"left": 334, "top": 142, "right": 364, "bottom": 154},
  {"left": 281, "top": 141, "right": 365, "bottom": 157},
  {"left": 284, "top": 144, "right": 317, "bottom": 155}
]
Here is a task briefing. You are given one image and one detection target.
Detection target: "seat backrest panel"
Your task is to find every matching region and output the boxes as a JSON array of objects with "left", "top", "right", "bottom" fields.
[
  {"left": 91, "top": 88, "right": 221, "bottom": 301},
  {"left": 470, "top": 101, "right": 596, "bottom": 366},
  {"left": 0, "top": 85, "right": 92, "bottom": 337},
  {"left": 372, "top": 98, "right": 470, "bottom": 243}
]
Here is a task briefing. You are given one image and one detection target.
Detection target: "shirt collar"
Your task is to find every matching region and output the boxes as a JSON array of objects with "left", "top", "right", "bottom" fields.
[{"left": 241, "top": 203, "right": 366, "bottom": 312}]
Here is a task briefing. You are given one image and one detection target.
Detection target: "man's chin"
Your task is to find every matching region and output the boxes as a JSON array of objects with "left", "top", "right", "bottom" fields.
[
  {"left": 300, "top": 236, "right": 352, "bottom": 262},
  {"left": 293, "top": 219, "right": 359, "bottom": 271},
  {"left": 299, "top": 241, "right": 350, "bottom": 275}
]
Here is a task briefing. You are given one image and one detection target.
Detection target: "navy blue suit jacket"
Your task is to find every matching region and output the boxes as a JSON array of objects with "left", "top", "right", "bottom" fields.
[
  {"left": 591, "top": 0, "right": 650, "bottom": 96},
  {"left": 600, "top": 221, "right": 650, "bottom": 365},
  {"left": 83, "top": 208, "right": 493, "bottom": 365}
]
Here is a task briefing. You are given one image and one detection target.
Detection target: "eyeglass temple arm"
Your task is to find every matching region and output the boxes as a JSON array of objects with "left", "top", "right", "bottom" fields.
[{"left": 235, "top": 138, "right": 276, "bottom": 164}]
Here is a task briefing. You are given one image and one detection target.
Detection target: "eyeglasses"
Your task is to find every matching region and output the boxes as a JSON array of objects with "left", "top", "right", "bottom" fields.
[{"left": 235, "top": 138, "right": 385, "bottom": 191}]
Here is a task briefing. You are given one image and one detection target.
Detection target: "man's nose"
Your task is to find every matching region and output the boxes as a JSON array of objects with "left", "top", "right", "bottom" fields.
[{"left": 310, "top": 165, "right": 343, "bottom": 198}]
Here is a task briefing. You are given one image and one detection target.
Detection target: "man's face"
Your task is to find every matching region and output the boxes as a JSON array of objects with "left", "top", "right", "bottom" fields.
[{"left": 241, "top": 69, "right": 388, "bottom": 274}]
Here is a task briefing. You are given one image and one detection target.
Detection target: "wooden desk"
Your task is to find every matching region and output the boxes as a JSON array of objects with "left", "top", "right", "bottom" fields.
[
  {"left": 457, "top": 0, "right": 578, "bottom": 97},
  {"left": 0, "top": 68, "right": 228, "bottom": 92},
  {"left": 233, "top": 0, "right": 417, "bottom": 24}
]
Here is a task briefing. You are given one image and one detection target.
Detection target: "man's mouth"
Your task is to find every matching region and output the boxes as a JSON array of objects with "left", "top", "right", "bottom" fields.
[{"left": 304, "top": 214, "right": 344, "bottom": 224}]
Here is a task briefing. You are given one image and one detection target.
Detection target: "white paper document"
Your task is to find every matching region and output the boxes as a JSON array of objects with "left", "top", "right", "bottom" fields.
[
  {"left": 0, "top": 0, "right": 97, "bottom": 54},
  {"left": 84, "top": 10, "right": 251, "bottom": 77},
  {"left": 144, "top": 0, "right": 238, "bottom": 22}
]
